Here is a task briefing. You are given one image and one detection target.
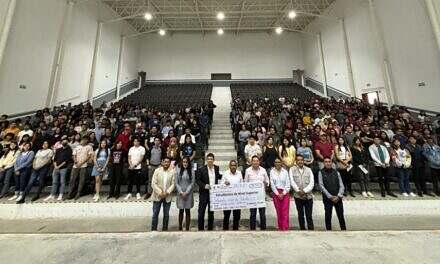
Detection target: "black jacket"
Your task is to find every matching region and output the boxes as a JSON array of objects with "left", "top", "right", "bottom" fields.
[{"left": 196, "top": 165, "right": 222, "bottom": 202}]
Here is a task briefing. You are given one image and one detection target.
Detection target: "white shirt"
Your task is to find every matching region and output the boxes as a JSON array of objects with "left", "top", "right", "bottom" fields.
[
  {"left": 222, "top": 170, "right": 243, "bottom": 185},
  {"left": 208, "top": 166, "right": 215, "bottom": 186},
  {"left": 180, "top": 134, "right": 196, "bottom": 144},
  {"left": 244, "top": 144, "right": 262, "bottom": 164},
  {"left": 128, "top": 145, "right": 146, "bottom": 169},
  {"left": 270, "top": 168, "right": 291, "bottom": 195}
]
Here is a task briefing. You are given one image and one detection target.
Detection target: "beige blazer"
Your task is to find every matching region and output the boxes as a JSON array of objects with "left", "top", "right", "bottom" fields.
[{"left": 151, "top": 167, "right": 176, "bottom": 203}]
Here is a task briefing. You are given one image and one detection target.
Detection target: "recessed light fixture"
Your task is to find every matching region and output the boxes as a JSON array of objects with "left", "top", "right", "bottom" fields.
[
  {"left": 275, "top": 27, "right": 283, "bottom": 34},
  {"left": 144, "top": 12, "right": 153, "bottom": 21},
  {"left": 217, "top": 28, "right": 224, "bottom": 35},
  {"left": 158, "top": 29, "right": 166, "bottom": 36},
  {"left": 217, "top": 12, "right": 225, "bottom": 20},
  {"left": 288, "top": 10, "right": 297, "bottom": 19}
]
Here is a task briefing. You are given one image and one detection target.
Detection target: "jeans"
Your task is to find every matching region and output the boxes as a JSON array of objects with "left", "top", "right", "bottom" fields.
[
  {"left": 109, "top": 164, "right": 123, "bottom": 197},
  {"left": 223, "top": 210, "right": 241, "bottom": 230},
  {"left": 411, "top": 166, "right": 426, "bottom": 194},
  {"left": 430, "top": 168, "right": 440, "bottom": 194},
  {"left": 24, "top": 164, "right": 50, "bottom": 198},
  {"left": 15, "top": 167, "right": 32, "bottom": 193},
  {"left": 127, "top": 169, "right": 142, "bottom": 194},
  {"left": 0, "top": 167, "right": 14, "bottom": 196},
  {"left": 294, "top": 198, "right": 314, "bottom": 230},
  {"left": 375, "top": 166, "right": 391, "bottom": 194},
  {"left": 323, "top": 196, "right": 346, "bottom": 231},
  {"left": 338, "top": 169, "right": 352, "bottom": 193},
  {"left": 396, "top": 167, "right": 411, "bottom": 193},
  {"left": 151, "top": 199, "right": 171, "bottom": 231},
  {"left": 198, "top": 198, "right": 214, "bottom": 231},
  {"left": 249, "top": 207, "right": 266, "bottom": 230},
  {"left": 354, "top": 165, "right": 370, "bottom": 192},
  {"left": 147, "top": 165, "right": 159, "bottom": 194},
  {"left": 68, "top": 167, "right": 87, "bottom": 198},
  {"left": 51, "top": 168, "right": 68, "bottom": 196}
]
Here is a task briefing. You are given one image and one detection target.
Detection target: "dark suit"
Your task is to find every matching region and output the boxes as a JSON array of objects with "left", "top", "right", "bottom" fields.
[{"left": 196, "top": 165, "right": 222, "bottom": 230}]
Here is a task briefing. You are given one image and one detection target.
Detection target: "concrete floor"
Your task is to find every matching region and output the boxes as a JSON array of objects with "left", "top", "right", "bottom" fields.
[{"left": 0, "top": 231, "right": 439, "bottom": 264}]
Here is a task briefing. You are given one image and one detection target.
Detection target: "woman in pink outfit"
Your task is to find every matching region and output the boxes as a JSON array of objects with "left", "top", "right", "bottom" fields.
[{"left": 270, "top": 158, "right": 291, "bottom": 231}]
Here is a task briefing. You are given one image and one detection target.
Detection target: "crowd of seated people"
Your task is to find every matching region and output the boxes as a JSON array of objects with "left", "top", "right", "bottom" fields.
[
  {"left": 231, "top": 93, "right": 440, "bottom": 199},
  {"left": 0, "top": 98, "right": 215, "bottom": 204}
]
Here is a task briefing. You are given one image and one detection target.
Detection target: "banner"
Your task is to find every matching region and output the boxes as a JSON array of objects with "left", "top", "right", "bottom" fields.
[{"left": 209, "top": 182, "right": 266, "bottom": 211}]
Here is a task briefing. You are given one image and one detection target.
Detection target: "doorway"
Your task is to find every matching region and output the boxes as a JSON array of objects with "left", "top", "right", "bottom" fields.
[{"left": 362, "top": 91, "right": 379, "bottom": 105}]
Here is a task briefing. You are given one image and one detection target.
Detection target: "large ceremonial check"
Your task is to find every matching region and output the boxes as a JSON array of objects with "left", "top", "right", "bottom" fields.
[{"left": 209, "top": 182, "right": 266, "bottom": 211}]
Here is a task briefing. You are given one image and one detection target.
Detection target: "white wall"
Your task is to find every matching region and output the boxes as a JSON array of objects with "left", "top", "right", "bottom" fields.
[
  {"left": 303, "top": 0, "right": 385, "bottom": 99},
  {"left": 303, "top": 0, "right": 440, "bottom": 111},
  {"left": 375, "top": 0, "right": 440, "bottom": 111},
  {"left": 0, "top": 0, "right": 10, "bottom": 31},
  {"left": 139, "top": 32, "right": 304, "bottom": 80},
  {"left": 0, "top": 0, "right": 140, "bottom": 114},
  {"left": 0, "top": 0, "right": 64, "bottom": 114}
]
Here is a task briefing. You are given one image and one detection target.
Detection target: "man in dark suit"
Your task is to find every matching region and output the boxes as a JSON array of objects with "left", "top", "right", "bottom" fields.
[{"left": 196, "top": 153, "right": 222, "bottom": 231}]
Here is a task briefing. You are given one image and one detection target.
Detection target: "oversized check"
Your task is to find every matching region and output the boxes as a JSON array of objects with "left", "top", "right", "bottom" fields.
[{"left": 209, "top": 182, "right": 266, "bottom": 211}]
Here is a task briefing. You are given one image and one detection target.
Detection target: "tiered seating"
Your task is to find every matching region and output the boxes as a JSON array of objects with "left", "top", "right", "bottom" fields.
[
  {"left": 230, "top": 82, "right": 316, "bottom": 100},
  {"left": 124, "top": 83, "right": 213, "bottom": 110}
]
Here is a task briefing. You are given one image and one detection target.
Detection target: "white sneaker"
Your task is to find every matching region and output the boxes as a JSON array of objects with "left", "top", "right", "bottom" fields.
[
  {"left": 136, "top": 193, "right": 141, "bottom": 200},
  {"left": 15, "top": 194, "right": 23, "bottom": 202},
  {"left": 92, "top": 194, "right": 98, "bottom": 200},
  {"left": 367, "top": 192, "right": 375, "bottom": 198},
  {"left": 8, "top": 194, "right": 18, "bottom": 201},
  {"left": 409, "top": 192, "right": 417, "bottom": 197},
  {"left": 44, "top": 195, "right": 54, "bottom": 201},
  {"left": 362, "top": 192, "right": 368, "bottom": 198},
  {"left": 57, "top": 194, "right": 63, "bottom": 201},
  {"left": 93, "top": 194, "right": 100, "bottom": 202},
  {"left": 124, "top": 193, "right": 132, "bottom": 200},
  {"left": 402, "top": 192, "right": 409, "bottom": 197}
]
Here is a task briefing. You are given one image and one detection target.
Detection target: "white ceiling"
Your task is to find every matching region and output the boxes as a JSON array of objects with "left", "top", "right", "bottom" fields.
[{"left": 101, "top": 0, "right": 336, "bottom": 34}]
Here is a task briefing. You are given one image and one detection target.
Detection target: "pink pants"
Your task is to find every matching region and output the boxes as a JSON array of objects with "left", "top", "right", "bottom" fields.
[{"left": 272, "top": 188, "right": 290, "bottom": 231}]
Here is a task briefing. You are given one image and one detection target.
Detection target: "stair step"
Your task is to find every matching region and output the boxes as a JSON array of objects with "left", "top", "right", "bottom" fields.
[
  {"left": 210, "top": 130, "right": 232, "bottom": 135},
  {"left": 210, "top": 134, "right": 233, "bottom": 139},
  {"left": 207, "top": 145, "right": 235, "bottom": 150},
  {"left": 209, "top": 138, "right": 235, "bottom": 144},
  {"left": 207, "top": 150, "right": 236, "bottom": 156}
]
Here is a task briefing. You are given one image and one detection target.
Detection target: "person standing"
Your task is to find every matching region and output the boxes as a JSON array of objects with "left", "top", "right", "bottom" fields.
[
  {"left": 270, "top": 158, "right": 291, "bottom": 231},
  {"left": 108, "top": 141, "right": 125, "bottom": 199},
  {"left": 244, "top": 136, "right": 262, "bottom": 170},
  {"left": 17, "top": 140, "right": 53, "bottom": 203},
  {"left": 244, "top": 155, "right": 269, "bottom": 230},
  {"left": 279, "top": 137, "right": 296, "bottom": 170},
  {"left": 151, "top": 157, "right": 176, "bottom": 231},
  {"left": 45, "top": 136, "right": 72, "bottom": 201},
  {"left": 196, "top": 153, "right": 221, "bottom": 231},
  {"left": 222, "top": 160, "right": 243, "bottom": 231},
  {"left": 91, "top": 139, "right": 110, "bottom": 202},
  {"left": 175, "top": 157, "right": 195, "bottom": 231},
  {"left": 390, "top": 139, "right": 415, "bottom": 197},
  {"left": 406, "top": 135, "right": 430, "bottom": 197},
  {"left": 351, "top": 137, "right": 373, "bottom": 198},
  {"left": 126, "top": 137, "right": 145, "bottom": 200},
  {"left": 145, "top": 137, "right": 165, "bottom": 199},
  {"left": 12, "top": 142, "right": 35, "bottom": 202},
  {"left": 67, "top": 136, "right": 94, "bottom": 200},
  {"left": 335, "top": 137, "right": 354, "bottom": 197},
  {"left": 290, "top": 155, "right": 315, "bottom": 230},
  {"left": 423, "top": 136, "right": 440, "bottom": 196},
  {"left": 0, "top": 142, "right": 20, "bottom": 199},
  {"left": 369, "top": 136, "right": 397, "bottom": 197},
  {"left": 318, "top": 157, "right": 346, "bottom": 231}
]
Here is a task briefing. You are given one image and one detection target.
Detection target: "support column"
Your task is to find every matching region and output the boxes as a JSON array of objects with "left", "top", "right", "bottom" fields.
[
  {"left": 341, "top": 18, "right": 356, "bottom": 98},
  {"left": 115, "top": 35, "right": 125, "bottom": 100},
  {"left": 317, "top": 33, "right": 328, "bottom": 97},
  {"left": 87, "top": 21, "right": 103, "bottom": 104},
  {"left": 368, "top": 0, "right": 397, "bottom": 105},
  {"left": 0, "top": 0, "right": 17, "bottom": 67},
  {"left": 425, "top": 0, "right": 440, "bottom": 55},
  {"left": 46, "top": 1, "right": 74, "bottom": 108}
]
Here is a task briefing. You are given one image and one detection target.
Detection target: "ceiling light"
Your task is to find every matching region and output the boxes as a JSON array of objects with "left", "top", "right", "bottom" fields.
[
  {"left": 275, "top": 27, "right": 283, "bottom": 34},
  {"left": 158, "top": 29, "right": 166, "bottom": 36},
  {"left": 217, "top": 12, "right": 225, "bottom": 20},
  {"left": 144, "top": 12, "right": 153, "bottom": 21},
  {"left": 217, "top": 28, "right": 224, "bottom": 35},
  {"left": 288, "top": 10, "right": 297, "bottom": 19}
]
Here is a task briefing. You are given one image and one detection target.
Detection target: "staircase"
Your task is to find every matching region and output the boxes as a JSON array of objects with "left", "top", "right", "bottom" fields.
[{"left": 208, "top": 86, "right": 236, "bottom": 172}]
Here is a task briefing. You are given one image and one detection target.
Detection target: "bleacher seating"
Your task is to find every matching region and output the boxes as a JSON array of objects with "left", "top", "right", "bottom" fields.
[
  {"left": 230, "top": 82, "right": 316, "bottom": 100},
  {"left": 124, "top": 83, "right": 213, "bottom": 110}
]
